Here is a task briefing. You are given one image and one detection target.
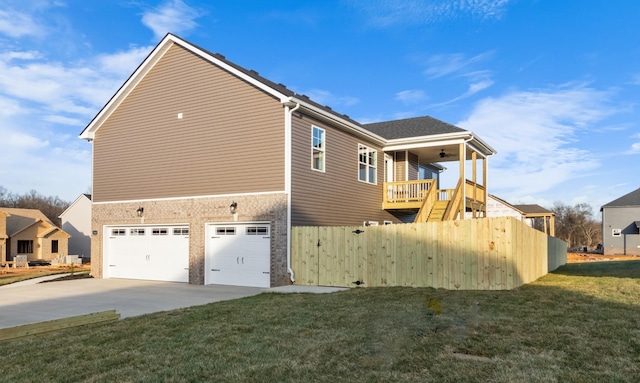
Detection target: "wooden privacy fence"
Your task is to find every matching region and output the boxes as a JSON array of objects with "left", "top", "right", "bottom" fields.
[{"left": 291, "top": 217, "right": 567, "bottom": 290}]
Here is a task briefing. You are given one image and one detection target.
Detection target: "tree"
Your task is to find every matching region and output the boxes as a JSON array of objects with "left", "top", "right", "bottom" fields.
[
  {"left": 551, "top": 202, "right": 601, "bottom": 249},
  {"left": 0, "top": 187, "right": 70, "bottom": 226}
]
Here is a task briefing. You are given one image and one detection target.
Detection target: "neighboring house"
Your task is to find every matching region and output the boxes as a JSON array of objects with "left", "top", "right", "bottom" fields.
[
  {"left": 511, "top": 204, "right": 555, "bottom": 237},
  {"left": 59, "top": 194, "right": 92, "bottom": 260},
  {"left": 467, "top": 195, "right": 555, "bottom": 236},
  {"left": 0, "top": 209, "right": 7, "bottom": 265},
  {"left": 601, "top": 187, "right": 640, "bottom": 255},
  {"left": 0, "top": 208, "right": 70, "bottom": 264},
  {"left": 79, "top": 33, "right": 496, "bottom": 288}
]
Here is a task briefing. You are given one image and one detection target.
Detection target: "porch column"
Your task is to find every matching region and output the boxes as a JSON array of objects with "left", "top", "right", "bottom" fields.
[
  {"left": 472, "top": 151, "right": 477, "bottom": 218},
  {"left": 459, "top": 143, "right": 465, "bottom": 219},
  {"left": 483, "top": 156, "right": 488, "bottom": 218}
]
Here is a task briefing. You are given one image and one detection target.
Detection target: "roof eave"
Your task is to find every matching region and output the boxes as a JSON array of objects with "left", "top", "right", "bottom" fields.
[
  {"left": 287, "top": 96, "right": 386, "bottom": 145},
  {"left": 383, "top": 131, "right": 496, "bottom": 158}
]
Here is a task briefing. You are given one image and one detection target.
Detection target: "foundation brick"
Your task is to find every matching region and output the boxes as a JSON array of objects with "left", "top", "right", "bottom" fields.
[{"left": 91, "top": 193, "right": 290, "bottom": 286}]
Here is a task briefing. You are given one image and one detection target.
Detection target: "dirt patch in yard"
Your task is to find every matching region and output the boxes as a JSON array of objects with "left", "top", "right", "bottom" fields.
[
  {"left": 567, "top": 252, "right": 640, "bottom": 263},
  {"left": 0, "top": 265, "right": 91, "bottom": 281}
]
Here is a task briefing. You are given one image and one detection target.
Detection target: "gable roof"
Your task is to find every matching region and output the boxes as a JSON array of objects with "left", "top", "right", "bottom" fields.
[
  {"left": 59, "top": 193, "right": 92, "bottom": 218},
  {"left": 0, "top": 207, "right": 55, "bottom": 236},
  {"left": 363, "top": 116, "right": 467, "bottom": 140},
  {"left": 512, "top": 204, "right": 554, "bottom": 215},
  {"left": 601, "top": 187, "right": 640, "bottom": 209},
  {"left": 80, "top": 33, "right": 496, "bottom": 157}
]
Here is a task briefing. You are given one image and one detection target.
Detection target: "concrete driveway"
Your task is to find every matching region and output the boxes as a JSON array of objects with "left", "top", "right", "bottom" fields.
[{"left": 0, "top": 277, "right": 263, "bottom": 329}]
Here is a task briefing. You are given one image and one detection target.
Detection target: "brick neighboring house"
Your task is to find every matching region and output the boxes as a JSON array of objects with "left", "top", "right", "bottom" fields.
[
  {"left": 0, "top": 208, "right": 70, "bottom": 264},
  {"left": 601, "top": 187, "right": 640, "bottom": 255},
  {"left": 79, "top": 33, "right": 496, "bottom": 288}
]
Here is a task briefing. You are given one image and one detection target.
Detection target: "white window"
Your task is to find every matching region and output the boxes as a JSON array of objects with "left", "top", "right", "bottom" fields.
[
  {"left": 358, "top": 144, "right": 377, "bottom": 184},
  {"left": 111, "top": 229, "right": 126, "bottom": 236},
  {"left": 247, "top": 226, "right": 269, "bottom": 235},
  {"left": 152, "top": 228, "right": 168, "bottom": 236},
  {"left": 216, "top": 227, "right": 236, "bottom": 236},
  {"left": 312, "top": 126, "right": 325, "bottom": 172},
  {"left": 130, "top": 228, "right": 145, "bottom": 236},
  {"left": 173, "top": 228, "right": 189, "bottom": 235}
]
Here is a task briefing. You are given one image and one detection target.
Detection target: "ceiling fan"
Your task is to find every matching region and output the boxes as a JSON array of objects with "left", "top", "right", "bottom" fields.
[{"left": 439, "top": 149, "right": 452, "bottom": 159}]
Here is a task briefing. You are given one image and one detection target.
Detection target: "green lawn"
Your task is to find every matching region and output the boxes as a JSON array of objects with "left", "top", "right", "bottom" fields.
[{"left": 2, "top": 261, "right": 640, "bottom": 382}]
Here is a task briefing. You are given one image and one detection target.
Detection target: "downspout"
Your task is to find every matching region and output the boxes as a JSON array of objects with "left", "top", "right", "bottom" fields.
[{"left": 284, "top": 101, "right": 301, "bottom": 283}]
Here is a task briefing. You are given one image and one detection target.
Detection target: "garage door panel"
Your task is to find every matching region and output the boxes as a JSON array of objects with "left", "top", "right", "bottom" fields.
[
  {"left": 104, "top": 225, "right": 189, "bottom": 283},
  {"left": 205, "top": 223, "right": 271, "bottom": 288}
]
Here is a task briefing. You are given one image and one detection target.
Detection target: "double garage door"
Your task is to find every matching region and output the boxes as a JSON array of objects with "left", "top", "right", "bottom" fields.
[
  {"left": 104, "top": 225, "right": 190, "bottom": 282},
  {"left": 104, "top": 223, "right": 271, "bottom": 287}
]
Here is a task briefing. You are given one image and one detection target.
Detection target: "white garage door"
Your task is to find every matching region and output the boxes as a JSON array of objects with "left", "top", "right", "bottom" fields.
[
  {"left": 205, "top": 223, "right": 271, "bottom": 288},
  {"left": 104, "top": 225, "right": 189, "bottom": 282}
]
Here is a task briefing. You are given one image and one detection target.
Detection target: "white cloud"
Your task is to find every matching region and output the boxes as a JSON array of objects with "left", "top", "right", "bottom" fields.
[
  {"left": 457, "top": 84, "right": 614, "bottom": 197},
  {"left": 628, "top": 142, "right": 640, "bottom": 154},
  {"left": 6, "top": 130, "right": 48, "bottom": 150},
  {"left": 0, "top": 9, "right": 43, "bottom": 37},
  {"left": 97, "top": 46, "right": 153, "bottom": 76},
  {"left": 348, "top": 0, "right": 511, "bottom": 27},
  {"left": 142, "top": 0, "right": 203, "bottom": 40},
  {"left": 395, "top": 90, "right": 426, "bottom": 103},
  {"left": 424, "top": 51, "right": 494, "bottom": 79},
  {"left": 0, "top": 43, "right": 146, "bottom": 200}
]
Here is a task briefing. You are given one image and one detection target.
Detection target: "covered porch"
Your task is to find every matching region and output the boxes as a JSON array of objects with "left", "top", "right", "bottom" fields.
[{"left": 382, "top": 134, "right": 494, "bottom": 222}]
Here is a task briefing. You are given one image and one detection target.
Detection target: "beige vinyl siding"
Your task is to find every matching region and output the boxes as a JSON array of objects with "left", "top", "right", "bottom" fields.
[
  {"left": 395, "top": 152, "right": 406, "bottom": 181},
  {"left": 408, "top": 152, "right": 419, "bottom": 180},
  {"left": 291, "top": 114, "right": 404, "bottom": 226},
  {"left": 93, "top": 44, "right": 285, "bottom": 202}
]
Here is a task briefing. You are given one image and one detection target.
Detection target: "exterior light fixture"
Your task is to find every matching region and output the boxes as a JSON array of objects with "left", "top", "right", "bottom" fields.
[
  {"left": 136, "top": 207, "right": 144, "bottom": 217},
  {"left": 230, "top": 202, "right": 237, "bottom": 214}
]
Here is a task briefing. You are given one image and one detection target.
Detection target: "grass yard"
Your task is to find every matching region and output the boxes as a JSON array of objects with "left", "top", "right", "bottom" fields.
[
  {"left": 0, "top": 265, "right": 90, "bottom": 286},
  {"left": 1, "top": 261, "right": 640, "bottom": 382}
]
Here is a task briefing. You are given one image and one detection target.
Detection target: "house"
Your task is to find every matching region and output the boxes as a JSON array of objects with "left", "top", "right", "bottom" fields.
[
  {"left": 0, "top": 208, "right": 71, "bottom": 264},
  {"left": 465, "top": 195, "right": 556, "bottom": 236},
  {"left": 601, "top": 187, "right": 640, "bottom": 255},
  {"left": 511, "top": 204, "right": 555, "bottom": 236},
  {"left": 59, "top": 194, "right": 92, "bottom": 261},
  {"left": 79, "top": 33, "right": 496, "bottom": 288}
]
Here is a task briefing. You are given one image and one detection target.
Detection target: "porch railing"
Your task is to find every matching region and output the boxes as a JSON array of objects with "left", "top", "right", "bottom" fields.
[
  {"left": 384, "top": 179, "right": 487, "bottom": 218},
  {"left": 383, "top": 180, "right": 435, "bottom": 209}
]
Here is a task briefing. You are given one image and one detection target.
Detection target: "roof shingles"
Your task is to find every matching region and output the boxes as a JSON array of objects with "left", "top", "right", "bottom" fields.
[{"left": 601, "top": 187, "right": 640, "bottom": 208}]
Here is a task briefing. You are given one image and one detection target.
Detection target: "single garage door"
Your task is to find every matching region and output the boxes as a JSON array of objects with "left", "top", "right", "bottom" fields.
[
  {"left": 205, "top": 223, "right": 271, "bottom": 288},
  {"left": 104, "top": 225, "right": 189, "bottom": 282}
]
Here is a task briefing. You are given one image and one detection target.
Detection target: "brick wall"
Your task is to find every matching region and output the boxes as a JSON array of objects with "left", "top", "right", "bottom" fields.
[{"left": 91, "top": 193, "right": 289, "bottom": 286}]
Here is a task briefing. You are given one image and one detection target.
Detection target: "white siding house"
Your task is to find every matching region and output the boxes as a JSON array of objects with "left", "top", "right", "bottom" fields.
[{"left": 59, "top": 194, "right": 92, "bottom": 260}]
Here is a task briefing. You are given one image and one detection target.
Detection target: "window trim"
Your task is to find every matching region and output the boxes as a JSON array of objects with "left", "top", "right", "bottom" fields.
[
  {"left": 311, "top": 125, "right": 326, "bottom": 173},
  {"left": 358, "top": 143, "right": 377, "bottom": 184},
  {"left": 17, "top": 240, "right": 33, "bottom": 254}
]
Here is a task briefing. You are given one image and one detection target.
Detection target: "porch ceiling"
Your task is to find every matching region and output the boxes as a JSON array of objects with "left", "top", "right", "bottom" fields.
[{"left": 385, "top": 143, "right": 480, "bottom": 165}]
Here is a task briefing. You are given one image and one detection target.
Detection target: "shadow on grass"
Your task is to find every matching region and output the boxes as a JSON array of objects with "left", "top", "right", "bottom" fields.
[{"left": 551, "top": 260, "right": 640, "bottom": 279}]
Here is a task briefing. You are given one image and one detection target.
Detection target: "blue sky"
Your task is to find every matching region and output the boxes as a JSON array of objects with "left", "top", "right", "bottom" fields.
[{"left": 1, "top": 0, "right": 638, "bottom": 216}]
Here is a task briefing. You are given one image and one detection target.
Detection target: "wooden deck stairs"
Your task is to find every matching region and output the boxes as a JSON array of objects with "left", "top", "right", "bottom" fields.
[{"left": 426, "top": 200, "right": 449, "bottom": 222}]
